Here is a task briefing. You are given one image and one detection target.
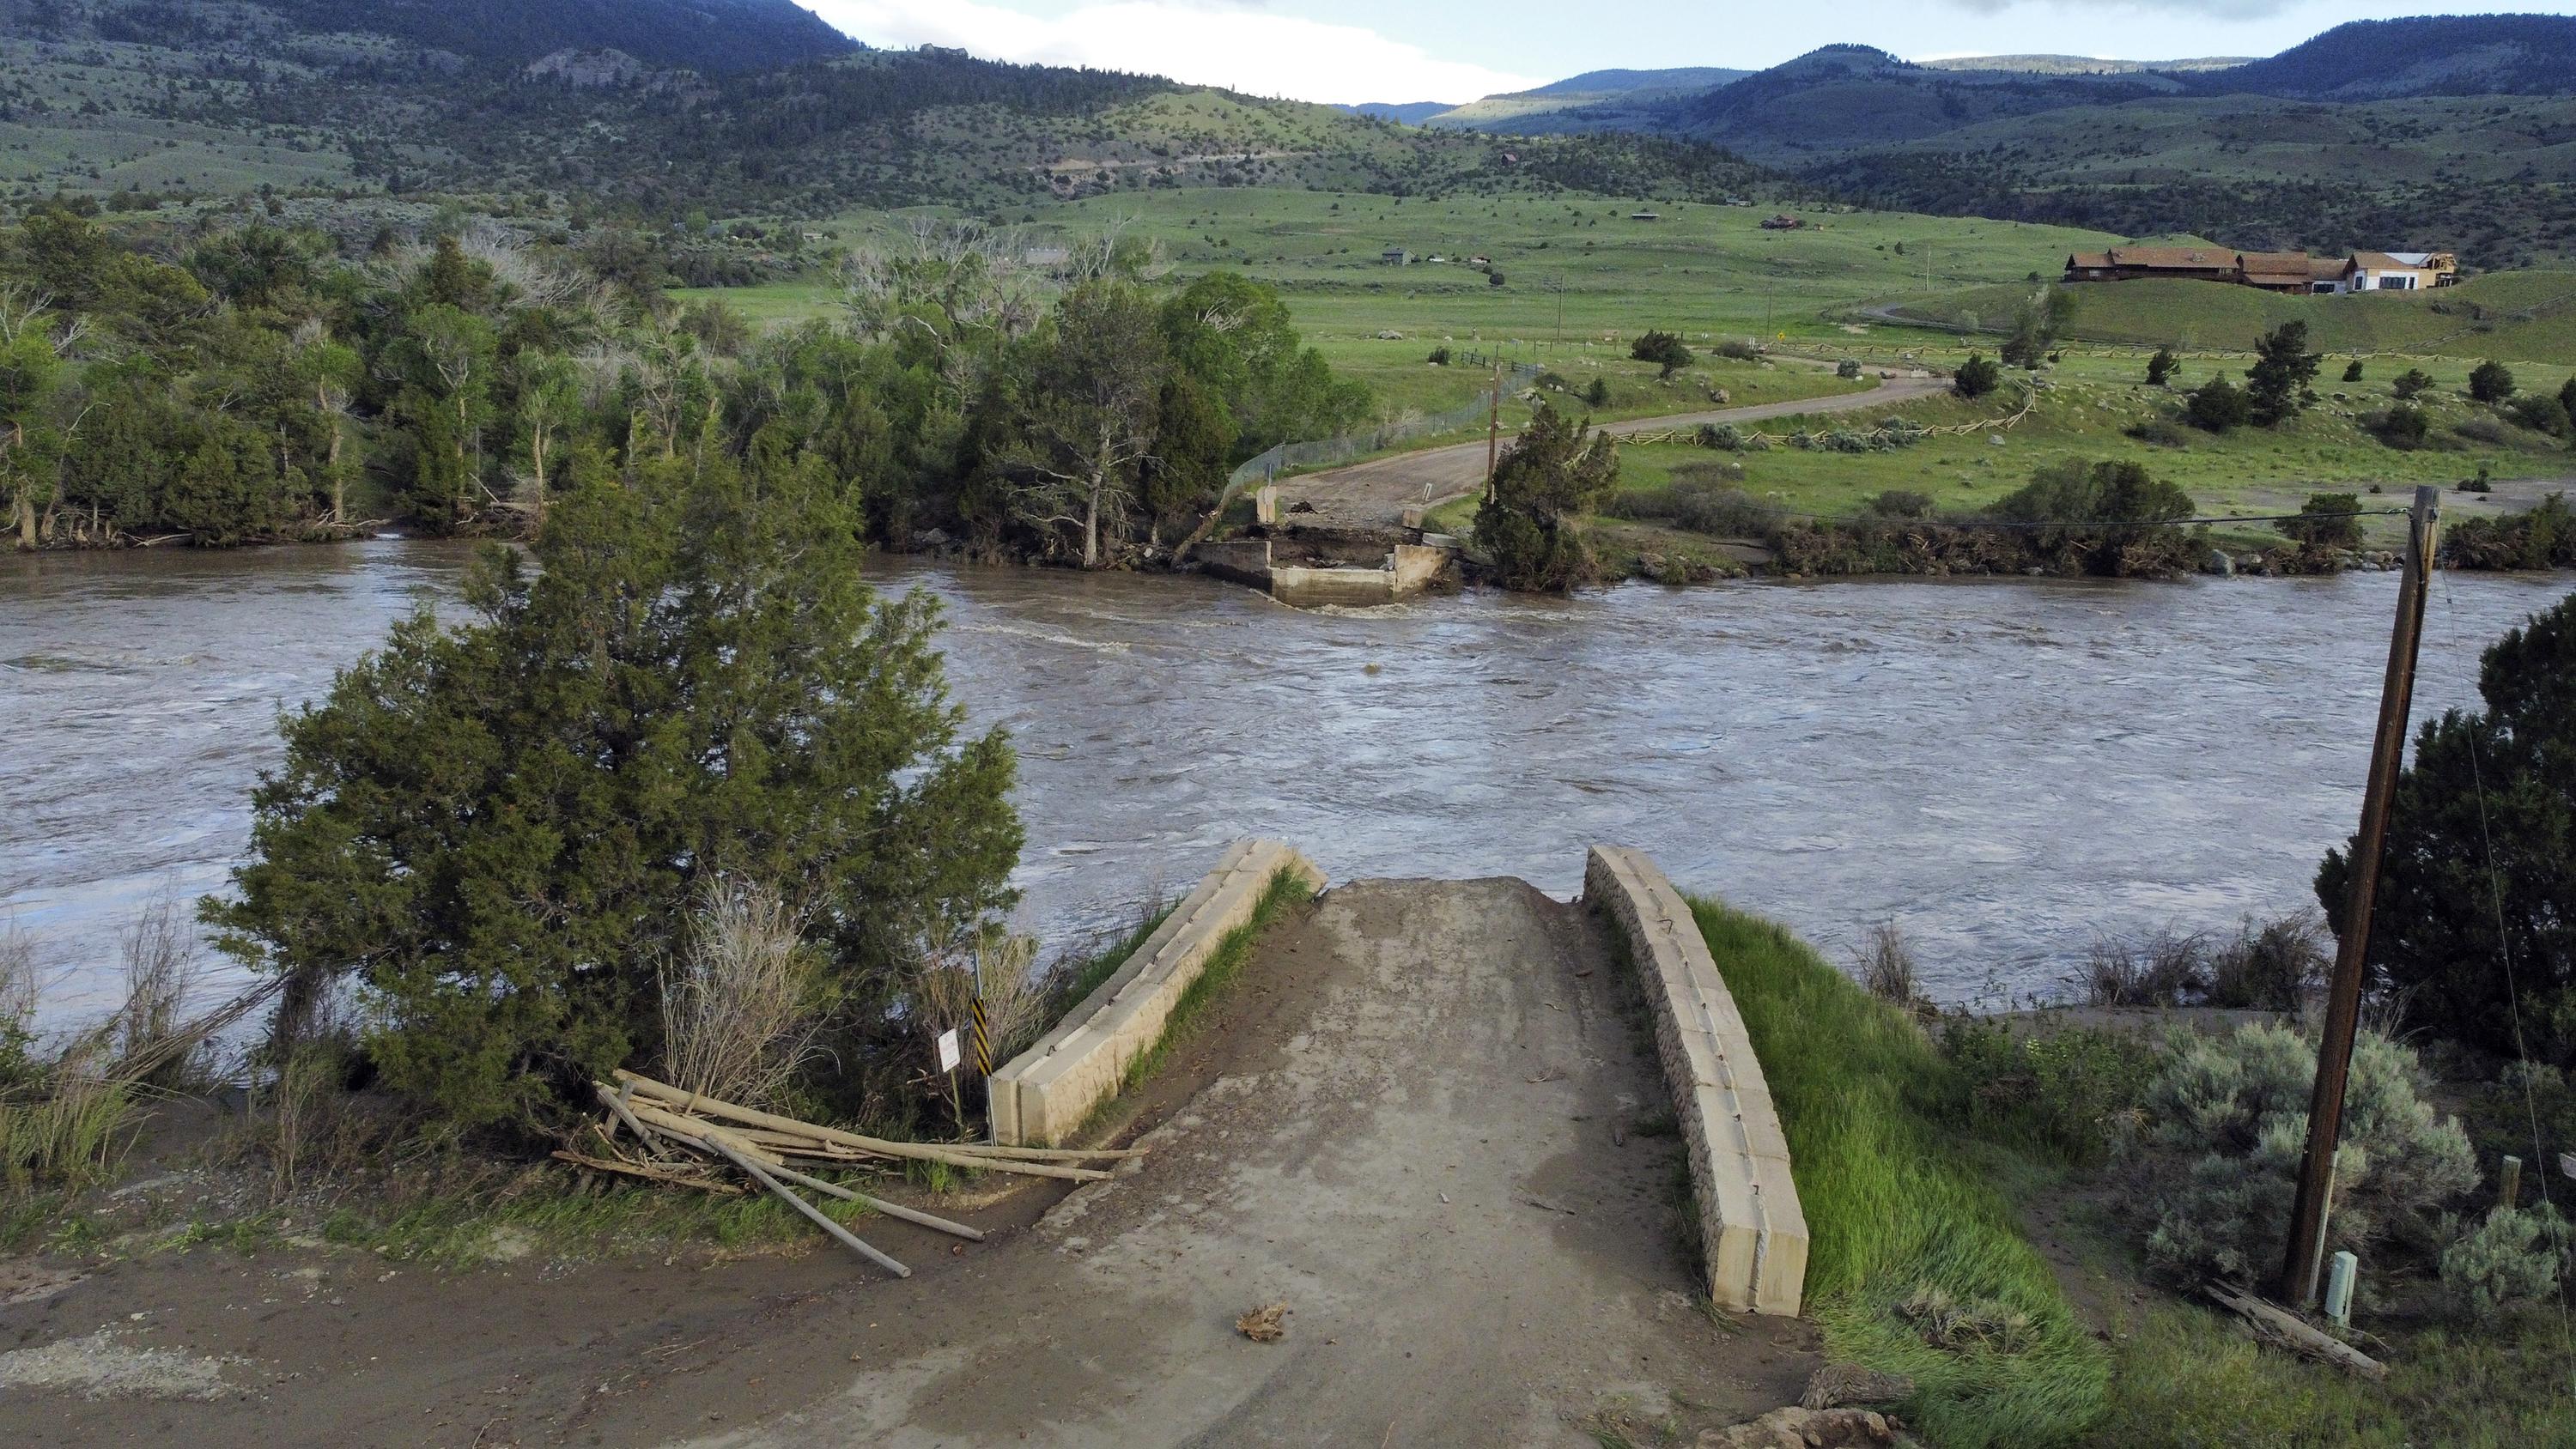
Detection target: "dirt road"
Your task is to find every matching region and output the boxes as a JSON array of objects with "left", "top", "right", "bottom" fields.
[
  {"left": 0, "top": 880, "right": 1810, "bottom": 1446},
  {"left": 1273, "top": 375, "right": 1951, "bottom": 530}
]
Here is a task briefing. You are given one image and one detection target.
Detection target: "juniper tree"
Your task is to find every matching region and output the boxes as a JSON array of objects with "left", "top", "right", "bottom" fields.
[
  {"left": 2244, "top": 321, "right": 2320, "bottom": 427},
  {"left": 205, "top": 445, "right": 1024, "bottom": 1133},
  {"left": 1475, "top": 402, "right": 1618, "bottom": 592},
  {"left": 2319, "top": 591, "right": 2576, "bottom": 1064}
]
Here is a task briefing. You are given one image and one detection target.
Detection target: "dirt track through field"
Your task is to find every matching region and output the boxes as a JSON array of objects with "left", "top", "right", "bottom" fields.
[
  {"left": 0, "top": 880, "right": 1813, "bottom": 1446},
  {"left": 1273, "top": 375, "right": 1950, "bottom": 530}
]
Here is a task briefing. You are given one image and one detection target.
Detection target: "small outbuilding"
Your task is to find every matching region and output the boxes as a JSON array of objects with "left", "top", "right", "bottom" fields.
[{"left": 1381, "top": 247, "right": 1413, "bottom": 266}]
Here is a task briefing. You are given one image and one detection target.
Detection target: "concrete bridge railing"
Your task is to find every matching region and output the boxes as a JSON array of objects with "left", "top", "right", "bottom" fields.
[
  {"left": 988, "top": 839, "right": 1325, "bottom": 1147},
  {"left": 1585, "top": 846, "right": 1809, "bottom": 1317}
]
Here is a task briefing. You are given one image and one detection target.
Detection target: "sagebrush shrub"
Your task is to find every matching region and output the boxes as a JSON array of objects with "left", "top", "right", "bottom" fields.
[
  {"left": 2439, "top": 1203, "right": 2567, "bottom": 1319},
  {"left": 2141, "top": 1024, "right": 2477, "bottom": 1283}
]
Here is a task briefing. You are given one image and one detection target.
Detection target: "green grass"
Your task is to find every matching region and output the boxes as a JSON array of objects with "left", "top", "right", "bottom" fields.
[
  {"left": 1686, "top": 896, "right": 2111, "bottom": 1447},
  {"left": 1598, "top": 359, "right": 2575, "bottom": 554},
  {"left": 1885, "top": 273, "right": 2576, "bottom": 365}
]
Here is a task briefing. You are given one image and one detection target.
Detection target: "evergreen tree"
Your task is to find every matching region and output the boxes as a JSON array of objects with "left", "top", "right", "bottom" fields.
[
  {"left": 2146, "top": 347, "right": 2178, "bottom": 387},
  {"left": 2244, "top": 321, "right": 2320, "bottom": 427},
  {"left": 2318, "top": 592, "right": 2576, "bottom": 1064},
  {"left": 2471, "top": 360, "right": 2519, "bottom": 403},
  {"left": 205, "top": 450, "right": 1024, "bottom": 1132},
  {"left": 1953, "top": 353, "right": 2002, "bottom": 399},
  {"left": 1475, "top": 403, "right": 1618, "bottom": 593}
]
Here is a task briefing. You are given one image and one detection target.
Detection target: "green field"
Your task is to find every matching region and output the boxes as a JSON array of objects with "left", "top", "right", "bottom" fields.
[
  {"left": 1884, "top": 273, "right": 2576, "bottom": 364},
  {"left": 676, "top": 187, "right": 2576, "bottom": 544}
]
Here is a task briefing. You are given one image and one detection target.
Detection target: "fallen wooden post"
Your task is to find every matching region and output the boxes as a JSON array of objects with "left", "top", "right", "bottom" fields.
[
  {"left": 612, "top": 1070, "right": 1119, "bottom": 1181},
  {"left": 700, "top": 1132, "right": 911, "bottom": 1279},
  {"left": 762, "top": 1161, "right": 987, "bottom": 1242},
  {"left": 2206, "top": 1282, "right": 2387, "bottom": 1380}
]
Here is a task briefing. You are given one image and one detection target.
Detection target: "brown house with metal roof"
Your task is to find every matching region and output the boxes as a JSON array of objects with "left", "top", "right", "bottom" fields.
[{"left": 2063, "top": 246, "right": 2458, "bottom": 293}]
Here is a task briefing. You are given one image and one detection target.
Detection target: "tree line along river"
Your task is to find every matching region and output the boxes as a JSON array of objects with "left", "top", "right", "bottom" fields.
[{"left": 3, "top": 540, "right": 2568, "bottom": 1023}]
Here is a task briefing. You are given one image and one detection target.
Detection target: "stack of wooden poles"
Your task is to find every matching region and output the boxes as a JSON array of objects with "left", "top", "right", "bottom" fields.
[{"left": 560, "top": 1069, "right": 1145, "bottom": 1278}]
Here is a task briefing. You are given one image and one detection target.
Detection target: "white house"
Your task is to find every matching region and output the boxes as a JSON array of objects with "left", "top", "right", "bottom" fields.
[{"left": 2318, "top": 251, "right": 2458, "bottom": 294}]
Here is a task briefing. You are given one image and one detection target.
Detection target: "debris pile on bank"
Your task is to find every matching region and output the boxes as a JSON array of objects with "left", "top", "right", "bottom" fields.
[{"left": 558, "top": 1070, "right": 1144, "bottom": 1276}]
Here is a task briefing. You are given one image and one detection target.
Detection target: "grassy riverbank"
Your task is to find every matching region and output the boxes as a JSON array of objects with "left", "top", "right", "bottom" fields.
[
  {"left": 1691, "top": 897, "right": 2108, "bottom": 1446},
  {"left": 1692, "top": 897, "right": 2576, "bottom": 1447}
]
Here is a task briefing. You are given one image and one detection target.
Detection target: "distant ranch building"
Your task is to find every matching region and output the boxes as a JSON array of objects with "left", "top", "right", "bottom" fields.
[{"left": 2064, "top": 246, "right": 2457, "bottom": 294}]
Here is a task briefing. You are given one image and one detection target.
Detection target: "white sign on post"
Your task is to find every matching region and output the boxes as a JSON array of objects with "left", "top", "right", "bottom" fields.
[{"left": 935, "top": 1028, "right": 963, "bottom": 1075}]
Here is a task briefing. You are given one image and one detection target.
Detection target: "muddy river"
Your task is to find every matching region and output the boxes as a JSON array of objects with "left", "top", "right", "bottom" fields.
[{"left": 5, "top": 541, "right": 2569, "bottom": 1021}]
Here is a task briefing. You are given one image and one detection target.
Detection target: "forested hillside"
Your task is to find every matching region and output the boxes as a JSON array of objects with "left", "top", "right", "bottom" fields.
[
  {"left": 0, "top": 0, "right": 854, "bottom": 73},
  {"left": 0, "top": 3, "right": 1781, "bottom": 222}
]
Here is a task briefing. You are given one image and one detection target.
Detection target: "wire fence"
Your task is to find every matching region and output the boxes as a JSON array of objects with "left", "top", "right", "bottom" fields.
[{"left": 1226, "top": 361, "right": 1546, "bottom": 493}]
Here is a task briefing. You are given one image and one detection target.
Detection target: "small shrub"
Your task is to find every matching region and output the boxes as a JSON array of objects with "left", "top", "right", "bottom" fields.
[
  {"left": 1425, "top": 346, "right": 1451, "bottom": 366},
  {"left": 2204, "top": 912, "right": 2330, "bottom": 1011},
  {"left": 1714, "top": 337, "right": 1760, "bottom": 361},
  {"left": 2281, "top": 493, "right": 2365, "bottom": 553},
  {"left": 2510, "top": 394, "right": 2573, "bottom": 437},
  {"left": 2146, "top": 346, "right": 2178, "bottom": 387},
  {"left": 2342, "top": 359, "right": 2366, "bottom": 383},
  {"left": 655, "top": 881, "right": 823, "bottom": 1111},
  {"left": 2140, "top": 1024, "right": 2477, "bottom": 1285},
  {"left": 1837, "top": 359, "right": 1863, "bottom": 379},
  {"left": 1853, "top": 922, "right": 1917, "bottom": 1004},
  {"left": 2391, "top": 367, "right": 2436, "bottom": 401},
  {"left": 1942, "top": 1016, "right": 2160, "bottom": 1165},
  {"left": 2454, "top": 417, "right": 2515, "bottom": 447},
  {"left": 2125, "top": 418, "right": 2191, "bottom": 448},
  {"left": 1535, "top": 369, "right": 1571, "bottom": 392},
  {"left": 1631, "top": 329, "right": 1693, "bottom": 379},
  {"left": 1697, "top": 421, "right": 1743, "bottom": 451},
  {"left": 2370, "top": 404, "right": 2431, "bottom": 449},
  {"left": 1821, "top": 427, "right": 1874, "bottom": 454},
  {"left": 2439, "top": 1203, "right": 2567, "bottom": 1319},
  {"left": 1868, "top": 489, "right": 1936, "bottom": 520},
  {"left": 2470, "top": 360, "right": 2518, "bottom": 403},
  {"left": 2080, "top": 931, "right": 2208, "bottom": 1007},
  {"left": 2185, "top": 376, "right": 2251, "bottom": 433},
  {"left": 1953, "top": 353, "right": 2001, "bottom": 399},
  {"left": 1583, "top": 377, "right": 1611, "bottom": 408}
]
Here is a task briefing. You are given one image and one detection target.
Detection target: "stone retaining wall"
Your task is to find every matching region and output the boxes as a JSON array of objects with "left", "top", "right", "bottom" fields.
[
  {"left": 988, "top": 840, "right": 1325, "bottom": 1147},
  {"left": 1584, "top": 846, "right": 1808, "bottom": 1316}
]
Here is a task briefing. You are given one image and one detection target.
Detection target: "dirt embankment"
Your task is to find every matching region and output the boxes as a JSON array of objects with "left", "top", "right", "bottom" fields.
[{"left": 1, "top": 879, "right": 1811, "bottom": 1446}]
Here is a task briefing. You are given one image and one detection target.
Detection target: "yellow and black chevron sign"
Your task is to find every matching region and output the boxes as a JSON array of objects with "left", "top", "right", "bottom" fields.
[{"left": 969, "top": 997, "right": 993, "bottom": 1076}]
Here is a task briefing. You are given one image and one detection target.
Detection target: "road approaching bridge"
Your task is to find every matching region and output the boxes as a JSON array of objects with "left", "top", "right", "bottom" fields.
[
  {"left": 690, "top": 874, "right": 1816, "bottom": 1446},
  {"left": 1272, "top": 373, "right": 1951, "bottom": 532}
]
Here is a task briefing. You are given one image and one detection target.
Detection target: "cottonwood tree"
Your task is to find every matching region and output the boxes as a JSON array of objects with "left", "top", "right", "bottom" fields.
[
  {"left": 205, "top": 446, "right": 1024, "bottom": 1133},
  {"left": 1004, "top": 282, "right": 1165, "bottom": 567},
  {"left": 0, "top": 292, "right": 65, "bottom": 549}
]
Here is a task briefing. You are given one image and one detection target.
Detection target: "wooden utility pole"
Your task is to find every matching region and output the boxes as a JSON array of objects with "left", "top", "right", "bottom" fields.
[
  {"left": 2280, "top": 484, "right": 2442, "bottom": 1308},
  {"left": 1485, "top": 361, "right": 1503, "bottom": 499}
]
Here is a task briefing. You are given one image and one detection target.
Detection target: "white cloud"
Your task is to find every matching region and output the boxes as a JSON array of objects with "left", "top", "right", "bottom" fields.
[{"left": 799, "top": 1, "right": 1544, "bottom": 106}]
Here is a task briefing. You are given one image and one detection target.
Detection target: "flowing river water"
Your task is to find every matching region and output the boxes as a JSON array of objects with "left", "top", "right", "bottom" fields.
[{"left": 4, "top": 540, "right": 2571, "bottom": 1023}]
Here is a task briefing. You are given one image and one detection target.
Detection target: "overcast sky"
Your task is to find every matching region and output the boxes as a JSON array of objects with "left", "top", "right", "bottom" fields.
[{"left": 799, "top": 2, "right": 2576, "bottom": 105}]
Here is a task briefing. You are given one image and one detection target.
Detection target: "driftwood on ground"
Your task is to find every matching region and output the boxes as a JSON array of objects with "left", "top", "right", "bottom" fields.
[
  {"left": 2204, "top": 1282, "right": 2389, "bottom": 1380},
  {"left": 562, "top": 1072, "right": 1147, "bottom": 1277}
]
